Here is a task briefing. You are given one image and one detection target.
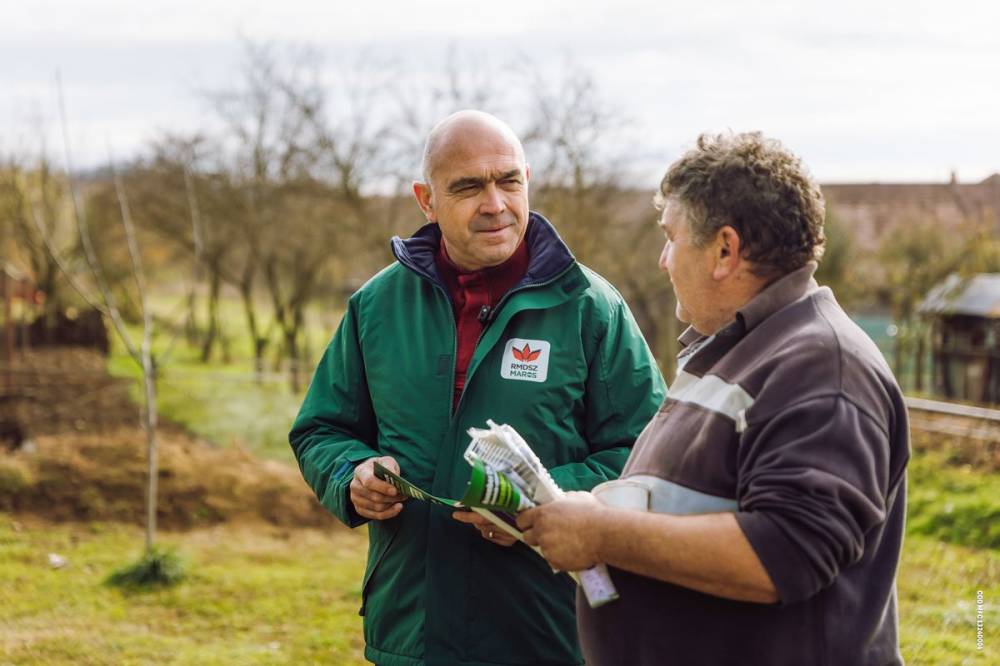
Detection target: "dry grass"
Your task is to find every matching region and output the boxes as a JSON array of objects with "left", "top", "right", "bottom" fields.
[{"left": 0, "top": 427, "right": 335, "bottom": 529}]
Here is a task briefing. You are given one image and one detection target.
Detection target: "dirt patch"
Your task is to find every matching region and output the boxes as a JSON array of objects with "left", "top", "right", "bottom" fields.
[
  {"left": 0, "top": 346, "right": 341, "bottom": 530},
  {"left": 0, "top": 427, "right": 337, "bottom": 529},
  {"left": 1, "top": 348, "right": 140, "bottom": 445}
]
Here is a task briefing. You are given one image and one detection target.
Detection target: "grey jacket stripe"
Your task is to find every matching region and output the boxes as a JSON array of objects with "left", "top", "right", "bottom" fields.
[
  {"left": 668, "top": 371, "right": 755, "bottom": 430},
  {"left": 596, "top": 476, "right": 738, "bottom": 515}
]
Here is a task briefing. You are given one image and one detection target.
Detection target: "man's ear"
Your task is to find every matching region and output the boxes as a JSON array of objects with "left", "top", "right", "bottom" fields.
[
  {"left": 412, "top": 181, "right": 436, "bottom": 221},
  {"left": 712, "top": 226, "right": 742, "bottom": 280}
]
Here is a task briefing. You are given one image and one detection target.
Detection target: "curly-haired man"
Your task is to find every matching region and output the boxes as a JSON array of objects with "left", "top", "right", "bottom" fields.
[{"left": 519, "top": 132, "right": 909, "bottom": 666}]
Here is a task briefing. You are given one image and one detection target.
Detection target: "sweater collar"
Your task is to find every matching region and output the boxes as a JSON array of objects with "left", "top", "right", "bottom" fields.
[
  {"left": 391, "top": 211, "right": 575, "bottom": 289},
  {"left": 735, "top": 261, "right": 819, "bottom": 332},
  {"left": 435, "top": 235, "right": 530, "bottom": 307},
  {"left": 677, "top": 261, "right": 820, "bottom": 347}
]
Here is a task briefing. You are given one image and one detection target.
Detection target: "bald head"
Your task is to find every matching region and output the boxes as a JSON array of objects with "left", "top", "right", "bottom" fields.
[
  {"left": 421, "top": 110, "right": 526, "bottom": 184},
  {"left": 411, "top": 109, "right": 531, "bottom": 272}
]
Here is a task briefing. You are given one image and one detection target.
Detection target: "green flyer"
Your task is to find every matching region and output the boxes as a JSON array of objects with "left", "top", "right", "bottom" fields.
[{"left": 373, "top": 459, "right": 533, "bottom": 512}]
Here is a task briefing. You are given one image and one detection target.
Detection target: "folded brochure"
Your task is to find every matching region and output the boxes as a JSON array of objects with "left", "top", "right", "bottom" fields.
[
  {"left": 375, "top": 457, "right": 533, "bottom": 509},
  {"left": 373, "top": 454, "right": 619, "bottom": 608}
]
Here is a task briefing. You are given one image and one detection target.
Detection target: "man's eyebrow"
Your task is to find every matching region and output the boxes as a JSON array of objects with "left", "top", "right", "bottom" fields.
[
  {"left": 447, "top": 176, "right": 486, "bottom": 192},
  {"left": 446, "top": 169, "right": 523, "bottom": 193},
  {"left": 495, "top": 169, "right": 522, "bottom": 181}
]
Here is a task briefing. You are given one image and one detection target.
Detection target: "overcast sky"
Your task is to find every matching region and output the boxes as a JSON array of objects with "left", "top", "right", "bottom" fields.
[{"left": 3, "top": 0, "right": 999, "bottom": 187}]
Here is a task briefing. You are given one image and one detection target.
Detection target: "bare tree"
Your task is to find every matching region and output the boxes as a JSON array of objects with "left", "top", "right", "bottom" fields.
[
  {"left": 519, "top": 63, "right": 680, "bottom": 374},
  {"left": 0, "top": 153, "right": 79, "bottom": 338},
  {"left": 27, "top": 79, "right": 180, "bottom": 557},
  {"left": 205, "top": 41, "right": 323, "bottom": 385},
  {"left": 124, "top": 134, "right": 243, "bottom": 363},
  {"left": 877, "top": 218, "right": 963, "bottom": 389},
  {"left": 204, "top": 41, "right": 405, "bottom": 388}
]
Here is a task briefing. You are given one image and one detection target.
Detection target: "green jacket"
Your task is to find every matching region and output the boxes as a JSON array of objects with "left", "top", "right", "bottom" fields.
[{"left": 290, "top": 214, "right": 666, "bottom": 666}]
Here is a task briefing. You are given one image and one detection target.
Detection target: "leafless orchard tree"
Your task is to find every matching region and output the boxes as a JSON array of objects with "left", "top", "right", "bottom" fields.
[
  {"left": 125, "top": 133, "right": 245, "bottom": 364},
  {"left": 520, "top": 63, "right": 680, "bottom": 375},
  {"left": 204, "top": 41, "right": 404, "bottom": 389},
  {"left": 25, "top": 81, "right": 184, "bottom": 554},
  {"left": 0, "top": 152, "right": 78, "bottom": 336}
]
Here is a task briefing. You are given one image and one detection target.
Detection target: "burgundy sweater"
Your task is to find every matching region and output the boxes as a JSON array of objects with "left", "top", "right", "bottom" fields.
[{"left": 434, "top": 239, "right": 529, "bottom": 409}]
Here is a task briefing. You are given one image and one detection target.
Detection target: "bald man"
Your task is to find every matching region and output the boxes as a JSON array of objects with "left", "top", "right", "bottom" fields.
[{"left": 290, "top": 111, "right": 666, "bottom": 666}]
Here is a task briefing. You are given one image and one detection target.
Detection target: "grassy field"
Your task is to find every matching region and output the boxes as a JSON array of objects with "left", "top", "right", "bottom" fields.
[
  {"left": 106, "top": 293, "right": 340, "bottom": 463},
  {"left": 0, "top": 516, "right": 368, "bottom": 665},
  {"left": 8, "top": 298, "right": 990, "bottom": 663},
  {"left": 0, "top": 513, "right": 996, "bottom": 665}
]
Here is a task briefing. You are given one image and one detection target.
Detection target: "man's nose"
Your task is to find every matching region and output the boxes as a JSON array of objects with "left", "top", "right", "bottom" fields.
[
  {"left": 479, "top": 184, "right": 505, "bottom": 215},
  {"left": 659, "top": 243, "right": 670, "bottom": 272}
]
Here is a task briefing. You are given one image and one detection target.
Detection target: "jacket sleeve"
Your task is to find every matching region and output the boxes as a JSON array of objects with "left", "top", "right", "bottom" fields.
[
  {"left": 733, "top": 395, "right": 891, "bottom": 605},
  {"left": 550, "top": 299, "right": 667, "bottom": 492},
  {"left": 289, "top": 297, "right": 379, "bottom": 528}
]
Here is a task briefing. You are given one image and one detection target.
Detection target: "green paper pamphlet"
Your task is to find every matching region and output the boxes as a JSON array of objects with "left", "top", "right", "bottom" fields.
[{"left": 373, "top": 459, "right": 533, "bottom": 513}]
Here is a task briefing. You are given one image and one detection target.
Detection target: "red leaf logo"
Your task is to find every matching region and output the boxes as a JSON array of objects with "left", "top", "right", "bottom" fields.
[{"left": 512, "top": 343, "right": 541, "bottom": 362}]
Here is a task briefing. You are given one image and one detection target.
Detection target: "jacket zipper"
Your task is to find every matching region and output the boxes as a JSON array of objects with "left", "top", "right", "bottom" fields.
[
  {"left": 395, "top": 254, "right": 575, "bottom": 421},
  {"left": 449, "top": 263, "right": 576, "bottom": 421},
  {"left": 425, "top": 280, "right": 460, "bottom": 420}
]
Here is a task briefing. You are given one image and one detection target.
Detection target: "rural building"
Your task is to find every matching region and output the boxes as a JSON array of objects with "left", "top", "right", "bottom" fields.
[
  {"left": 919, "top": 273, "right": 1000, "bottom": 405},
  {"left": 822, "top": 173, "right": 1000, "bottom": 252},
  {"left": 1, "top": 262, "right": 39, "bottom": 361}
]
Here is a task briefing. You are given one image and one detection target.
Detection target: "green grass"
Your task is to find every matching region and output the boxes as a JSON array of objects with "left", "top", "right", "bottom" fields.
[
  {"left": 0, "top": 515, "right": 368, "bottom": 665},
  {"left": 907, "top": 449, "right": 1000, "bottom": 549},
  {"left": 898, "top": 536, "right": 998, "bottom": 664},
  {"left": 0, "top": 516, "right": 995, "bottom": 665},
  {"left": 105, "top": 293, "right": 342, "bottom": 462},
  {"left": 106, "top": 547, "right": 187, "bottom": 589},
  {"left": 68, "top": 291, "right": 1000, "bottom": 663}
]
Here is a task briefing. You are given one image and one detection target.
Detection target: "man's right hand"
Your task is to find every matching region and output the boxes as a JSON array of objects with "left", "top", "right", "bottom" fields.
[{"left": 350, "top": 456, "right": 405, "bottom": 520}]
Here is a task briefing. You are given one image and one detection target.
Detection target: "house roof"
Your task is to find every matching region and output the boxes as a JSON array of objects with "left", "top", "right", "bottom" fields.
[
  {"left": 919, "top": 273, "right": 1000, "bottom": 318},
  {"left": 823, "top": 173, "right": 1000, "bottom": 210}
]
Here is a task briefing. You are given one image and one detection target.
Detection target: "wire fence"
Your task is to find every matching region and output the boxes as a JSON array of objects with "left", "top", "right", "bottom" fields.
[
  {"left": 4, "top": 357, "right": 1000, "bottom": 447},
  {"left": 0, "top": 357, "right": 299, "bottom": 444}
]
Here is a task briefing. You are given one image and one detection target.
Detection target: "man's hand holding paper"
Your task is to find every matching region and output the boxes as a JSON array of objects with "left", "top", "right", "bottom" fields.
[
  {"left": 452, "top": 510, "right": 518, "bottom": 546},
  {"left": 518, "top": 491, "right": 605, "bottom": 571},
  {"left": 350, "top": 456, "right": 405, "bottom": 520}
]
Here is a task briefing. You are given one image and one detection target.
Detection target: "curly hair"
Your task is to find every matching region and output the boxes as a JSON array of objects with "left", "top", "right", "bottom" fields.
[{"left": 654, "top": 132, "right": 826, "bottom": 277}]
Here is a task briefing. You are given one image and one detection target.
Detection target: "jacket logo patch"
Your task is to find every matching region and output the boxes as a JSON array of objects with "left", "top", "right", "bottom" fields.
[
  {"left": 511, "top": 343, "right": 542, "bottom": 362},
  {"left": 501, "top": 338, "right": 550, "bottom": 383}
]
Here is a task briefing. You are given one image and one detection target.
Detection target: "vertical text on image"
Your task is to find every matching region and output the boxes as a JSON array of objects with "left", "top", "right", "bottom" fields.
[{"left": 976, "top": 590, "right": 984, "bottom": 651}]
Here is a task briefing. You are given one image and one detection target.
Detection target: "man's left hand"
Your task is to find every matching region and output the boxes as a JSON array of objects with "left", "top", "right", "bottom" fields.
[
  {"left": 517, "top": 491, "right": 606, "bottom": 571},
  {"left": 452, "top": 510, "right": 518, "bottom": 547}
]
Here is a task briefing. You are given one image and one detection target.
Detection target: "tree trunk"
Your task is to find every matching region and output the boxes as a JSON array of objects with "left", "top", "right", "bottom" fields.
[
  {"left": 142, "top": 352, "right": 158, "bottom": 553},
  {"left": 892, "top": 325, "right": 905, "bottom": 390},
  {"left": 239, "top": 274, "right": 268, "bottom": 382},
  {"left": 185, "top": 286, "right": 199, "bottom": 344},
  {"left": 285, "top": 326, "right": 300, "bottom": 393},
  {"left": 200, "top": 269, "right": 222, "bottom": 362},
  {"left": 915, "top": 326, "right": 926, "bottom": 394}
]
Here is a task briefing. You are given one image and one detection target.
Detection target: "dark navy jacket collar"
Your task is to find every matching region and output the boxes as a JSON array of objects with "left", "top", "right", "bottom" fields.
[{"left": 391, "top": 212, "right": 576, "bottom": 289}]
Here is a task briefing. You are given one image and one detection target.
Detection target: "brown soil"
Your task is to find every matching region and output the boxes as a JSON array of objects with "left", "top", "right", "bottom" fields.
[
  {"left": 1, "top": 347, "right": 141, "bottom": 443},
  {"left": 0, "top": 347, "right": 338, "bottom": 530}
]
